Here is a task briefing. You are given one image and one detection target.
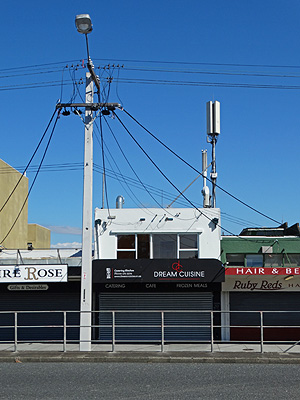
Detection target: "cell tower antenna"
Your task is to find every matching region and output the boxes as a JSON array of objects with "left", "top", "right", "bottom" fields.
[{"left": 206, "top": 101, "right": 220, "bottom": 208}]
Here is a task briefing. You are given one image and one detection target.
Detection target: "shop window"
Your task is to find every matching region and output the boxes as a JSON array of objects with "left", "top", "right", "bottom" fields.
[
  {"left": 284, "top": 254, "right": 300, "bottom": 267},
  {"left": 246, "top": 254, "right": 263, "bottom": 268},
  {"left": 116, "top": 233, "right": 199, "bottom": 259},
  {"left": 117, "top": 235, "right": 136, "bottom": 259},
  {"left": 226, "top": 254, "right": 244, "bottom": 266},
  {"left": 117, "top": 235, "right": 150, "bottom": 259},
  {"left": 117, "top": 251, "right": 136, "bottom": 259},
  {"left": 153, "top": 234, "right": 177, "bottom": 258},
  {"left": 137, "top": 234, "right": 150, "bottom": 259},
  {"left": 179, "top": 234, "right": 198, "bottom": 259},
  {"left": 117, "top": 235, "right": 135, "bottom": 249},
  {"left": 264, "top": 254, "right": 283, "bottom": 267}
]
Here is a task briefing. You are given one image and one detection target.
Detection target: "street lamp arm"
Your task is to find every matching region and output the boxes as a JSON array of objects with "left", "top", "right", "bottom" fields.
[{"left": 87, "top": 61, "right": 100, "bottom": 93}]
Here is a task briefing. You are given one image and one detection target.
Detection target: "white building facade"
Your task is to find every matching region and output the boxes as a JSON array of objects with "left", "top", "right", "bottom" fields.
[{"left": 93, "top": 205, "right": 224, "bottom": 343}]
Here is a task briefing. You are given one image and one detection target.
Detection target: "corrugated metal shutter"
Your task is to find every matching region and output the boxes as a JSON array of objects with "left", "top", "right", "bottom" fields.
[
  {"left": 230, "top": 292, "right": 300, "bottom": 341},
  {"left": 0, "top": 292, "right": 80, "bottom": 341},
  {"left": 98, "top": 292, "right": 212, "bottom": 342}
]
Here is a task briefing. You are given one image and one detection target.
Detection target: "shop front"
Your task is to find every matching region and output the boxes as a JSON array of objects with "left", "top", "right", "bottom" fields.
[
  {"left": 0, "top": 264, "right": 81, "bottom": 342},
  {"left": 223, "top": 267, "right": 300, "bottom": 341},
  {"left": 93, "top": 258, "right": 224, "bottom": 343}
]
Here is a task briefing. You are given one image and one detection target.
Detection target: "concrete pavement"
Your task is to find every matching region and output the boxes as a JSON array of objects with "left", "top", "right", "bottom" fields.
[{"left": 1, "top": 342, "right": 300, "bottom": 363}]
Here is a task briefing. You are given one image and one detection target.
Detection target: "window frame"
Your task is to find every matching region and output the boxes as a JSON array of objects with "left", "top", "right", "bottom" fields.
[
  {"left": 116, "top": 233, "right": 200, "bottom": 259},
  {"left": 178, "top": 234, "right": 199, "bottom": 259}
]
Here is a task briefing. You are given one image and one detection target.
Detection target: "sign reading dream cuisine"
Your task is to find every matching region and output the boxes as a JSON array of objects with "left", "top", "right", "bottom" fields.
[{"left": 93, "top": 259, "right": 224, "bottom": 283}]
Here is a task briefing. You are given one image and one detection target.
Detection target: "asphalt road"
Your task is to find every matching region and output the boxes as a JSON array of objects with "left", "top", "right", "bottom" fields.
[{"left": 0, "top": 362, "right": 298, "bottom": 399}]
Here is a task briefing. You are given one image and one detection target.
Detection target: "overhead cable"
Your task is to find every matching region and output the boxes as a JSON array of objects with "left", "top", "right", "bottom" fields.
[
  {"left": 0, "top": 111, "right": 60, "bottom": 245},
  {"left": 0, "top": 108, "right": 58, "bottom": 214},
  {"left": 122, "top": 109, "right": 281, "bottom": 225},
  {"left": 113, "top": 111, "right": 237, "bottom": 236}
]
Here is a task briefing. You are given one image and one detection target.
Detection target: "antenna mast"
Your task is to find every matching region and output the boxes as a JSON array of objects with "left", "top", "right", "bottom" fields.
[
  {"left": 201, "top": 150, "right": 210, "bottom": 207},
  {"left": 206, "top": 101, "right": 220, "bottom": 208}
]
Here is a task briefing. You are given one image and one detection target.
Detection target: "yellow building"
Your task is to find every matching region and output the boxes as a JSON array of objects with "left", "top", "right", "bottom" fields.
[
  {"left": 27, "top": 223, "right": 51, "bottom": 249},
  {"left": 0, "top": 159, "right": 50, "bottom": 249}
]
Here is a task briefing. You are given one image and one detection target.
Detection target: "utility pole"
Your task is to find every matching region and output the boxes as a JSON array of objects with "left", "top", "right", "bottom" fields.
[
  {"left": 56, "top": 14, "right": 121, "bottom": 351},
  {"left": 79, "top": 71, "right": 94, "bottom": 351}
]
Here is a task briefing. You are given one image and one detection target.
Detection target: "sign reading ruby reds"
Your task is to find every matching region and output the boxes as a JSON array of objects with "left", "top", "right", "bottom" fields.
[
  {"left": 93, "top": 259, "right": 224, "bottom": 283},
  {"left": 226, "top": 267, "right": 300, "bottom": 275}
]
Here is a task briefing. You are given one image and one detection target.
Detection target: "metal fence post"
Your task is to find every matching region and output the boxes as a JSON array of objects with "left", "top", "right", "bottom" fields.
[
  {"left": 14, "top": 312, "right": 18, "bottom": 353},
  {"left": 260, "top": 311, "right": 264, "bottom": 353},
  {"left": 210, "top": 311, "right": 214, "bottom": 352},
  {"left": 161, "top": 311, "right": 165, "bottom": 352},
  {"left": 63, "top": 311, "right": 67, "bottom": 353},
  {"left": 112, "top": 311, "right": 115, "bottom": 352}
]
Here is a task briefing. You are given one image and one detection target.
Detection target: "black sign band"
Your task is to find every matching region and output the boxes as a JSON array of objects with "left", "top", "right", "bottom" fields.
[{"left": 93, "top": 259, "right": 224, "bottom": 283}]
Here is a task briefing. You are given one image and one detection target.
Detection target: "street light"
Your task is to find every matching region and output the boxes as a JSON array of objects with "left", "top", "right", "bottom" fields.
[
  {"left": 75, "top": 14, "right": 93, "bottom": 34},
  {"left": 75, "top": 14, "right": 100, "bottom": 94}
]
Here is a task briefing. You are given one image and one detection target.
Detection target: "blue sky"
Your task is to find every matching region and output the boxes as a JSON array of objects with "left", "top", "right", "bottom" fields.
[{"left": 1, "top": 0, "right": 300, "bottom": 247}]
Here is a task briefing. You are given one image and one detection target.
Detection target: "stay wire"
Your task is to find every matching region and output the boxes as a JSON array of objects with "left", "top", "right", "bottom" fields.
[
  {"left": 0, "top": 111, "right": 60, "bottom": 245},
  {"left": 0, "top": 108, "right": 58, "bottom": 214},
  {"left": 96, "top": 122, "right": 259, "bottom": 225},
  {"left": 113, "top": 111, "right": 235, "bottom": 236},
  {"left": 102, "top": 116, "right": 168, "bottom": 213},
  {"left": 99, "top": 114, "right": 110, "bottom": 215},
  {"left": 122, "top": 109, "right": 280, "bottom": 225},
  {"left": 60, "top": 66, "right": 67, "bottom": 102},
  {"left": 115, "top": 67, "right": 123, "bottom": 106},
  {"left": 97, "top": 119, "right": 148, "bottom": 209},
  {"left": 93, "top": 129, "right": 146, "bottom": 210}
]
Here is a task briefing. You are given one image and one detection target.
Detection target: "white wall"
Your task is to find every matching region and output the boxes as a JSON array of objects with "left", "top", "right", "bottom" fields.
[{"left": 95, "top": 207, "right": 221, "bottom": 260}]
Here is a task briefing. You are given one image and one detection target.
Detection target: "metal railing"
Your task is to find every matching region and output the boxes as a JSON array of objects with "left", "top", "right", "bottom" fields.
[{"left": 0, "top": 309, "right": 300, "bottom": 353}]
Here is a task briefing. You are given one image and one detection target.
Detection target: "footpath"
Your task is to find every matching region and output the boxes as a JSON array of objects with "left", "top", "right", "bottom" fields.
[
  {"left": 1, "top": 343, "right": 300, "bottom": 363},
  {"left": 1, "top": 351, "right": 300, "bottom": 364}
]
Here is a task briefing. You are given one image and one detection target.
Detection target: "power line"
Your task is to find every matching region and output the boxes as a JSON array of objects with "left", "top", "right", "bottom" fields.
[
  {"left": 113, "top": 112, "right": 282, "bottom": 243},
  {"left": 123, "top": 66, "right": 300, "bottom": 79},
  {"left": 116, "top": 77, "right": 300, "bottom": 90},
  {"left": 98, "top": 115, "right": 110, "bottom": 214},
  {"left": 102, "top": 116, "right": 169, "bottom": 211},
  {"left": 0, "top": 60, "right": 81, "bottom": 73},
  {"left": 113, "top": 111, "right": 239, "bottom": 236},
  {"left": 95, "top": 58, "right": 300, "bottom": 70},
  {"left": 93, "top": 123, "right": 150, "bottom": 211},
  {"left": 122, "top": 109, "right": 281, "bottom": 225},
  {"left": 0, "top": 108, "right": 58, "bottom": 214},
  {"left": 0, "top": 158, "right": 261, "bottom": 228},
  {"left": 0, "top": 111, "right": 60, "bottom": 245}
]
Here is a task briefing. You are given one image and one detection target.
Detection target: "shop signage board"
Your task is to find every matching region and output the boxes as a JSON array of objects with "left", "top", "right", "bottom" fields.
[
  {"left": 93, "top": 259, "right": 224, "bottom": 283},
  {"left": 7, "top": 284, "right": 49, "bottom": 291},
  {"left": 223, "top": 275, "right": 300, "bottom": 292},
  {"left": 99, "top": 282, "right": 221, "bottom": 292},
  {"left": 0, "top": 265, "right": 68, "bottom": 283},
  {"left": 226, "top": 267, "right": 300, "bottom": 276}
]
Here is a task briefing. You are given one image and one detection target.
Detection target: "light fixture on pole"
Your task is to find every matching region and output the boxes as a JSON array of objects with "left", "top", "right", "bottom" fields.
[
  {"left": 75, "top": 14, "right": 100, "bottom": 95},
  {"left": 75, "top": 14, "right": 93, "bottom": 34}
]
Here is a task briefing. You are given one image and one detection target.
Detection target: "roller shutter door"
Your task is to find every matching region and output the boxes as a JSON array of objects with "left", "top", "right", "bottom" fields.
[
  {"left": 230, "top": 292, "right": 300, "bottom": 341},
  {"left": 0, "top": 292, "right": 80, "bottom": 342},
  {"left": 98, "top": 292, "right": 213, "bottom": 342}
]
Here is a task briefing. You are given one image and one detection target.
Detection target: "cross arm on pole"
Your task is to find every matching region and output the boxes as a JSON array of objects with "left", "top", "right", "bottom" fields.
[{"left": 56, "top": 102, "right": 122, "bottom": 111}]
